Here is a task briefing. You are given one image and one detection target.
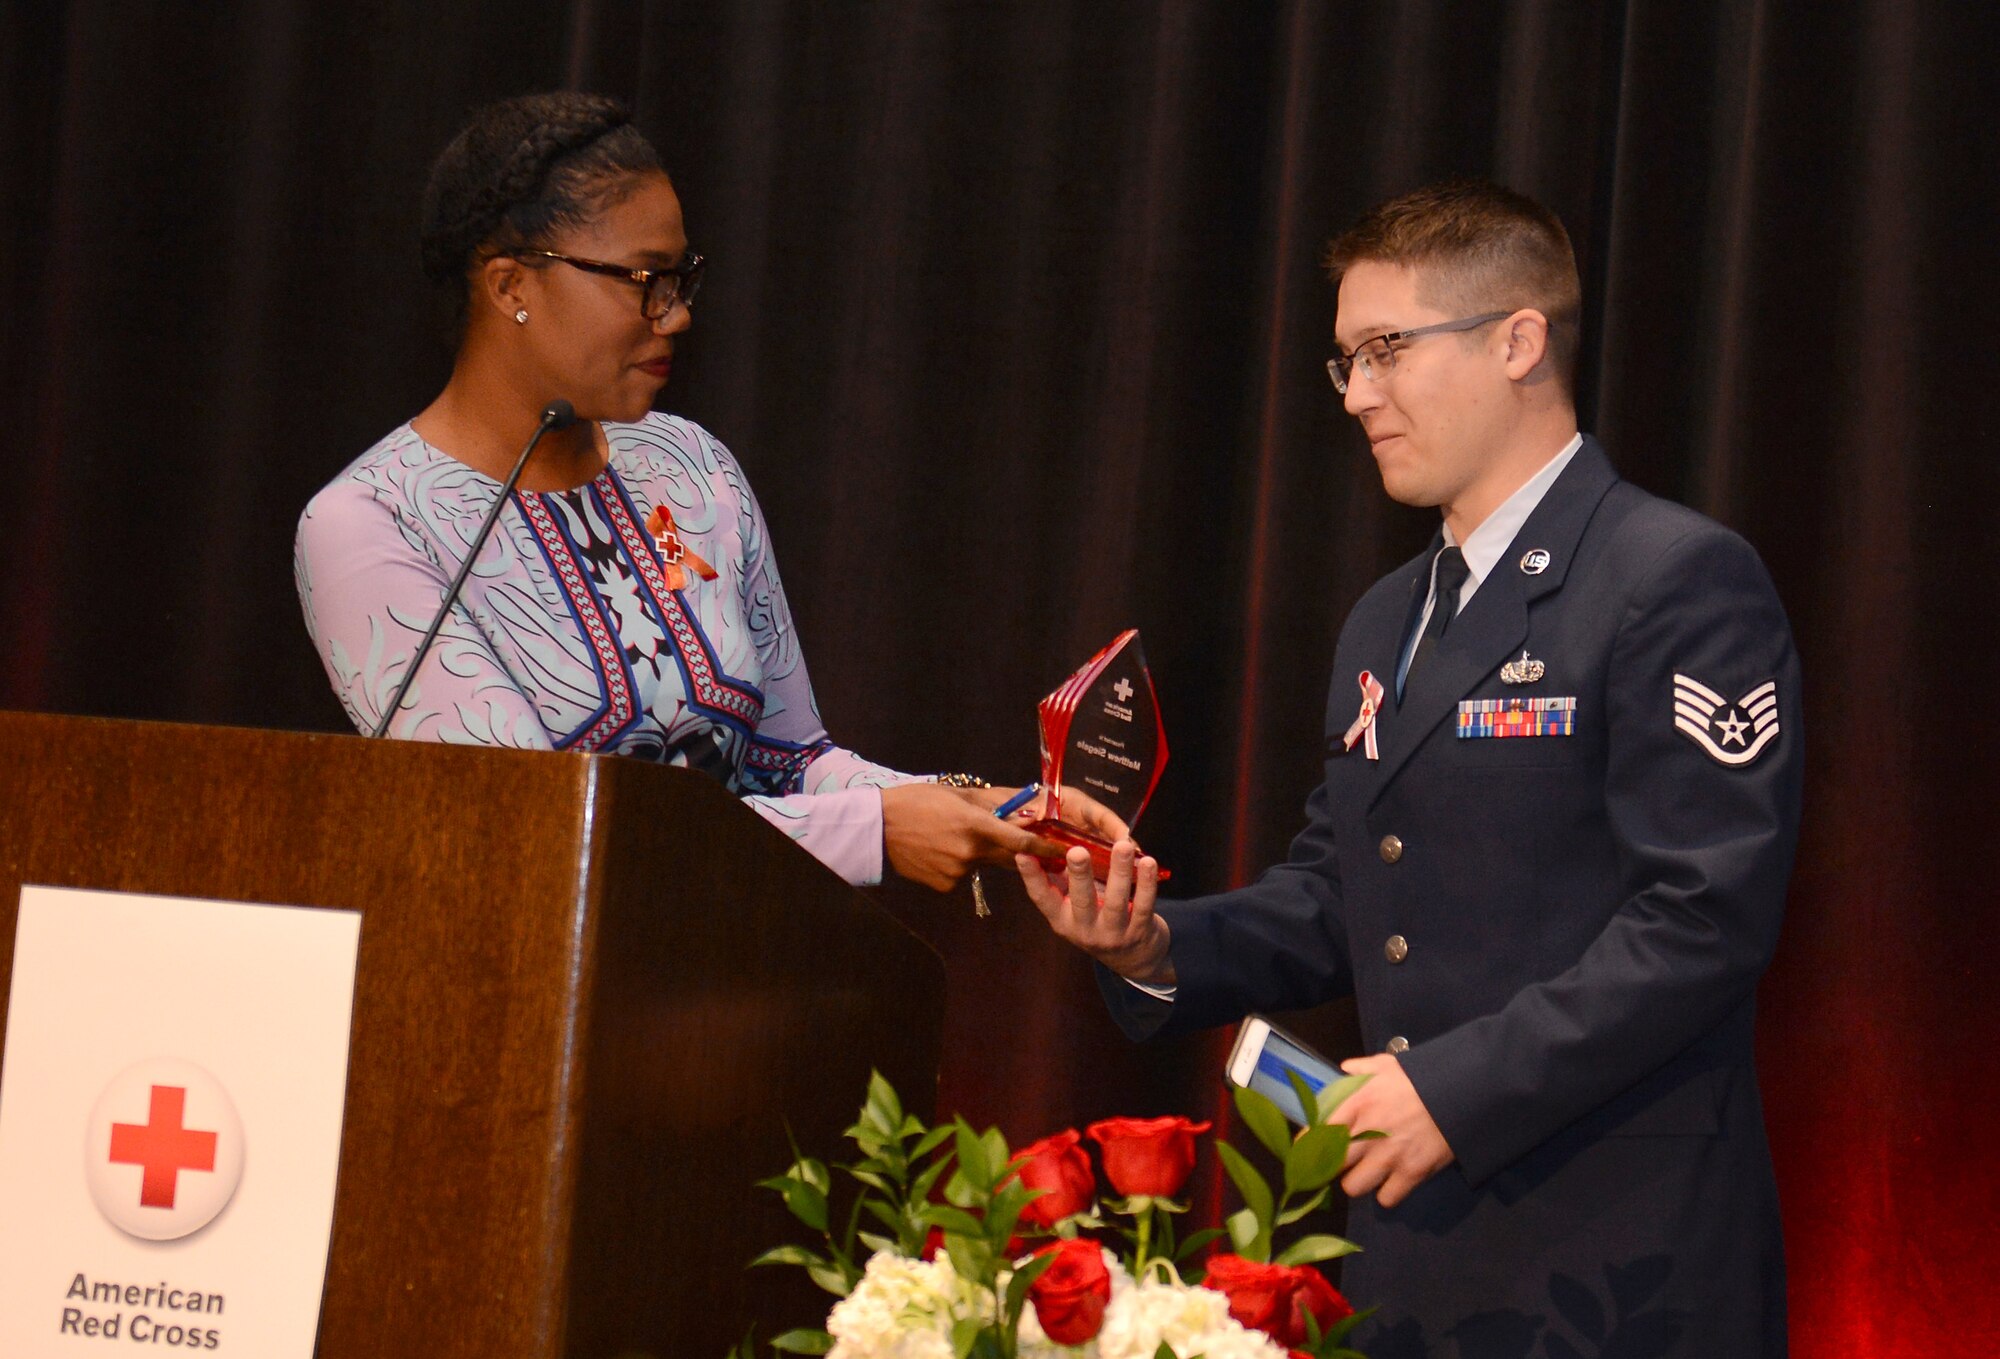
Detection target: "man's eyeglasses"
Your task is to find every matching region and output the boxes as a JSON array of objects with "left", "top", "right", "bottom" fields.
[
  {"left": 1327, "top": 311, "right": 1512, "bottom": 393},
  {"left": 515, "top": 249, "right": 706, "bottom": 321}
]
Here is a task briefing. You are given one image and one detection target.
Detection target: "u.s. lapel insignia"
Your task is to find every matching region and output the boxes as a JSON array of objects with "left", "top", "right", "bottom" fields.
[
  {"left": 1672, "top": 674, "right": 1780, "bottom": 766},
  {"left": 1342, "top": 670, "right": 1385, "bottom": 760},
  {"left": 1499, "top": 650, "right": 1546, "bottom": 684},
  {"left": 1520, "top": 548, "right": 1551, "bottom": 575}
]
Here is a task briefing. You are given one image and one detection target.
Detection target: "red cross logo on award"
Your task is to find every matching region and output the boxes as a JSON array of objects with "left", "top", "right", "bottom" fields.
[{"left": 84, "top": 1057, "right": 244, "bottom": 1241}]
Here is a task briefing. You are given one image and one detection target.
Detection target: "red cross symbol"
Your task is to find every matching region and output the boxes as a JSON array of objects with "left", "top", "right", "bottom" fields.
[{"left": 108, "top": 1085, "right": 218, "bottom": 1209}]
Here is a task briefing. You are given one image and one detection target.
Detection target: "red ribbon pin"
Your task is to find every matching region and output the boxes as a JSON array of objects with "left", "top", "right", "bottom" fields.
[{"left": 1343, "top": 670, "right": 1385, "bottom": 760}]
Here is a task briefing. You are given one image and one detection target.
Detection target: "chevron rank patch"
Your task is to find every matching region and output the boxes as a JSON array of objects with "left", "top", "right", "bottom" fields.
[
  {"left": 1673, "top": 674, "right": 1780, "bottom": 765},
  {"left": 1457, "top": 696, "right": 1576, "bottom": 738}
]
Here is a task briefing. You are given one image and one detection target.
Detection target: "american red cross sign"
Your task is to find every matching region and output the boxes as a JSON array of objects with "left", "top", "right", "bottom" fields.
[{"left": 108, "top": 1085, "right": 218, "bottom": 1209}]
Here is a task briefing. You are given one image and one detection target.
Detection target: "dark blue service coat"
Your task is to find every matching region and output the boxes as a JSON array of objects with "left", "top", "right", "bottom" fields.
[{"left": 1107, "top": 440, "right": 1803, "bottom": 1359}]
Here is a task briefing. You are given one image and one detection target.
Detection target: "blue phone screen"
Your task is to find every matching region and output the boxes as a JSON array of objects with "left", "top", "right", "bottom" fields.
[{"left": 1245, "top": 1025, "right": 1343, "bottom": 1126}]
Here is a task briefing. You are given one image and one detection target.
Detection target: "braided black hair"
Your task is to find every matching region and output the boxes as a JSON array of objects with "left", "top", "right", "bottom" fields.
[{"left": 420, "top": 92, "right": 664, "bottom": 315}]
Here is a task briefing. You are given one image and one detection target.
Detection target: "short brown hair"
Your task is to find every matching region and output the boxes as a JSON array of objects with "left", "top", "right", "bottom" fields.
[{"left": 1326, "top": 180, "right": 1582, "bottom": 395}]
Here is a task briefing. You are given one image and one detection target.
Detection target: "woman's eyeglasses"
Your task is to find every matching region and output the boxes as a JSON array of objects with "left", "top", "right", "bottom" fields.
[{"left": 514, "top": 249, "right": 706, "bottom": 320}]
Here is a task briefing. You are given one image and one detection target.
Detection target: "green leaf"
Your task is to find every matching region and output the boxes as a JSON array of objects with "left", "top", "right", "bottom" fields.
[
  {"left": 1273, "top": 1233, "right": 1361, "bottom": 1266},
  {"left": 768, "top": 1328, "right": 834, "bottom": 1354},
  {"left": 847, "top": 1168, "right": 890, "bottom": 1193},
  {"left": 954, "top": 1123, "right": 993, "bottom": 1191},
  {"left": 793, "top": 1158, "right": 831, "bottom": 1195},
  {"left": 968, "top": 1332, "right": 1008, "bottom": 1359},
  {"left": 748, "top": 1244, "right": 821, "bottom": 1270},
  {"left": 1275, "top": 1186, "right": 1331, "bottom": 1226},
  {"left": 911, "top": 1155, "right": 953, "bottom": 1203},
  {"left": 1285, "top": 1070, "right": 1321, "bottom": 1127},
  {"left": 863, "top": 1199, "right": 905, "bottom": 1234},
  {"left": 1154, "top": 1340, "right": 1181, "bottom": 1359},
  {"left": 866, "top": 1070, "right": 904, "bottom": 1130},
  {"left": 950, "top": 1317, "right": 985, "bottom": 1359},
  {"left": 782, "top": 1179, "right": 830, "bottom": 1233},
  {"left": 1173, "top": 1226, "right": 1227, "bottom": 1261},
  {"left": 983, "top": 1183, "right": 1035, "bottom": 1244},
  {"left": 982, "top": 1127, "right": 1011, "bottom": 1176},
  {"left": 1232, "top": 1085, "right": 1295, "bottom": 1161},
  {"left": 945, "top": 1230, "right": 992, "bottom": 1289},
  {"left": 1284, "top": 1122, "right": 1349, "bottom": 1195},
  {"left": 914, "top": 1124, "right": 957, "bottom": 1159},
  {"left": 805, "top": 1262, "right": 852, "bottom": 1296},
  {"left": 1315, "top": 1072, "right": 1371, "bottom": 1122},
  {"left": 944, "top": 1169, "right": 976, "bottom": 1207},
  {"left": 919, "top": 1203, "right": 986, "bottom": 1237},
  {"left": 1225, "top": 1205, "right": 1261, "bottom": 1257},
  {"left": 1319, "top": 1304, "right": 1376, "bottom": 1347},
  {"left": 1215, "top": 1141, "right": 1275, "bottom": 1231},
  {"left": 1004, "top": 1249, "right": 1056, "bottom": 1314},
  {"left": 857, "top": 1231, "right": 899, "bottom": 1255}
]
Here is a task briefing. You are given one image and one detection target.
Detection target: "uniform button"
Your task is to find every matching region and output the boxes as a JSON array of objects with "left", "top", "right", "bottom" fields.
[
  {"left": 1386, "top": 1036, "right": 1410, "bottom": 1054},
  {"left": 1379, "top": 834, "right": 1404, "bottom": 863},
  {"left": 1384, "top": 934, "right": 1409, "bottom": 964}
]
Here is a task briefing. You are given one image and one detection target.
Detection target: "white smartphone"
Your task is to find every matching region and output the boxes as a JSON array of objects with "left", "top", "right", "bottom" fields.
[{"left": 1225, "top": 1016, "right": 1345, "bottom": 1127}]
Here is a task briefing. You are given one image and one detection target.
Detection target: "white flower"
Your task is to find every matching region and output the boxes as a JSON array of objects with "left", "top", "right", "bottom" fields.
[
  {"left": 826, "top": 1252, "right": 993, "bottom": 1359},
  {"left": 1093, "top": 1275, "right": 1290, "bottom": 1359},
  {"left": 824, "top": 1247, "right": 1284, "bottom": 1359}
]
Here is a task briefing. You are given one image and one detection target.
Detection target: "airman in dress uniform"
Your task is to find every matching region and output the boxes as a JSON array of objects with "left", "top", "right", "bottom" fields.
[{"left": 1018, "top": 181, "right": 1803, "bottom": 1359}]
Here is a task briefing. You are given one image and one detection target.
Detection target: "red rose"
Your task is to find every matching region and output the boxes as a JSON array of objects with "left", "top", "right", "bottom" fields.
[
  {"left": 1202, "top": 1255, "right": 1353, "bottom": 1348},
  {"left": 1027, "top": 1238, "right": 1113, "bottom": 1346},
  {"left": 1086, "top": 1115, "right": 1212, "bottom": 1199},
  {"left": 1008, "top": 1129, "right": 1095, "bottom": 1229}
]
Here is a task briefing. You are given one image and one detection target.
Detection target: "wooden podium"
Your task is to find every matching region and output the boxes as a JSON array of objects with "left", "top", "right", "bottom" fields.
[{"left": 0, "top": 711, "right": 947, "bottom": 1358}]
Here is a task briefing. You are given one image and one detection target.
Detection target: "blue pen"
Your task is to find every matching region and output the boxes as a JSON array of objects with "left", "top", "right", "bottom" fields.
[{"left": 992, "top": 783, "right": 1041, "bottom": 819}]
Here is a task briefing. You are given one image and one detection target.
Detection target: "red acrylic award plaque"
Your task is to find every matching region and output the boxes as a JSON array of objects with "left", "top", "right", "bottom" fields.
[{"left": 1021, "top": 629, "right": 1171, "bottom": 881}]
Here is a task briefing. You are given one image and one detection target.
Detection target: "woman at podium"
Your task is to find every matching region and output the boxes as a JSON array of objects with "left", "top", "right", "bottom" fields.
[{"left": 294, "top": 93, "right": 1092, "bottom": 892}]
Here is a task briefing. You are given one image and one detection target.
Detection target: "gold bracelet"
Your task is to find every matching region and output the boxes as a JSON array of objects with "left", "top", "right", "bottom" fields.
[{"left": 935, "top": 773, "right": 993, "bottom": 789}]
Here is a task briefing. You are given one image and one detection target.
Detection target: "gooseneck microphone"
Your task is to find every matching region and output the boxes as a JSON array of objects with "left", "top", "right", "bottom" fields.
[{"left": 369, "top": 399, "right": 578, "bottom": 739}]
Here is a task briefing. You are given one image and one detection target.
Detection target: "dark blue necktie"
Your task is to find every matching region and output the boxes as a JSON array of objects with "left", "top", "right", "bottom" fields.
[{"left": 1406, "top": 546, "right": 1470, "bottom": 689}]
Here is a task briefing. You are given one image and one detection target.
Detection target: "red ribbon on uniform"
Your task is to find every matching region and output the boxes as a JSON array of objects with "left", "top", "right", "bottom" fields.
[{"left": 1343, "top": 670, "right": 1385, "bottom": 760}]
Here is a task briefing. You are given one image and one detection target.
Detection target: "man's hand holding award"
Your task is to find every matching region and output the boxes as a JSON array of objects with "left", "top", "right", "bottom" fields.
[
  {"left": 1018, "top": 628, "right": 1170, "bottom": 881},
  {"left": 1011, "top": 629, "right": 1179, "bottom": 986}
]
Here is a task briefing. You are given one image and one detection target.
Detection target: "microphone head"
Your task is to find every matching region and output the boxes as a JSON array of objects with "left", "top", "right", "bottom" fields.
[{"left": 541, "top": 399, "right": 577, "bottom": 429}]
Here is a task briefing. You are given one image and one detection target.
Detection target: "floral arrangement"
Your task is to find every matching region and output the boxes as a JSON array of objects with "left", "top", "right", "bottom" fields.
[{"left": 730, "top": 1071, "right": 1376, "bottom": 1359}]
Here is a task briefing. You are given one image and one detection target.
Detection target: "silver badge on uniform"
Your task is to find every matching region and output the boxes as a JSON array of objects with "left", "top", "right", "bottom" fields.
[
  {"left": 1520, "top": 548, "right": 1551, "bottom": 575},
  {"left": 1500, "top": 650, "right": 1546, "bottom": 684},
  {"left": 1673, "top": 673, "right": 1780, "bottom": 766}
]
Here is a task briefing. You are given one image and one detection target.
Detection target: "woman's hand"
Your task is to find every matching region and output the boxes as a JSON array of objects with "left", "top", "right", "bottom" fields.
[
  {"left": 1014, "top": 841, "right": 1173, "bottom": 984},
  {"left": 880, "top": 783, "right": 1066, "bottom": 892}
]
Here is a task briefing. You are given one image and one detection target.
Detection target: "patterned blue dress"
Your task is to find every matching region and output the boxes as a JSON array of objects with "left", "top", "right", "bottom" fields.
[{"left": 295, "top": 412, "right": 916, "bottom": 883}]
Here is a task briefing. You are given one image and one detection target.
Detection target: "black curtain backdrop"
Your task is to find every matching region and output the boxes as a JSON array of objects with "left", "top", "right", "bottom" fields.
[{"left": 3, "top": 3, "right": 1995, "bottom": 1351}]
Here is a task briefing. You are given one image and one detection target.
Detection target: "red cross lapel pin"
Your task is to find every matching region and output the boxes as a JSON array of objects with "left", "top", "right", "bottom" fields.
[
  {"left": 1343, "top": 670, "right": 1385, "bottom": 760},
  {"left": 645, "top": 504, "right": 719, "bottom": 591}
]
